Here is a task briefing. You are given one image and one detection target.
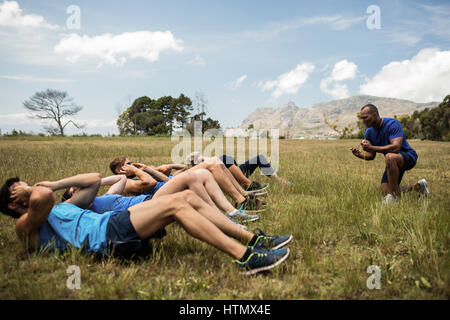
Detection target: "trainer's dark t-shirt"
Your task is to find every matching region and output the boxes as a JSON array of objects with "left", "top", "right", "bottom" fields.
[{"left": 365, "top": 117, "right": 418, "bottom": 162}]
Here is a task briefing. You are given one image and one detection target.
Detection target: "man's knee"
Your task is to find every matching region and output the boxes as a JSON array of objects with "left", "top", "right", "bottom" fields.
[{"left": 385, "top": 153, "right": 399, "bottom": 168}]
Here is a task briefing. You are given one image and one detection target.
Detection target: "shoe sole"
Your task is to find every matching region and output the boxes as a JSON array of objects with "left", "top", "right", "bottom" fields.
[
  {"left": 272, "top": 235, "right": 293, "bottom": 250},
  {"left": 235, "top": 216, "right": 260, "bottom": 223},
  {"left": 241, "top": 248, "right": 290, "bottom": 276},
  {"left": 246, "top": 184, "right": 269, "bottom": 194}
]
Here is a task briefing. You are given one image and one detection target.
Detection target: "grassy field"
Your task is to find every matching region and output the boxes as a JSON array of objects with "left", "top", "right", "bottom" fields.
[{"left": 0, "top": 136, "right": 448, "bottom": 299}]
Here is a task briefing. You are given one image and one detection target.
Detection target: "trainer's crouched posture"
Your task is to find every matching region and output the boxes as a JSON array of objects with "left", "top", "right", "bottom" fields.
[
  {"left": 350, "top": 104, "right": 429, "bottom": 204},
  {"left": 0, "top": 173, "right": 292, "bottom": 275}
]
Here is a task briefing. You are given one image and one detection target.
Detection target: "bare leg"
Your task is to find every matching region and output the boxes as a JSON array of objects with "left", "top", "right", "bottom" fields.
[
  {"left": 228, "top": 164, "right": 251, "bottom": 188},
  {"left": 153, "top": 169, "right": 237, "bottom": 213},
  {"left": 191, "top": 169, "right": 238, "bottom": 212},
  {"left": 128, "top": 192, "right": 247, "bottom": 259},
  {"left": 385, "top": 153, "right": 405, "bottom": 196},
  {"left": 190, "top": 162, "right": 246, "bottom": 204},
  {"left": 153, "top": 171, "right": 219, "bottom": 211},
  {"left": 400, "top": 182, "right": 420, "bottom": 193},
  {"left": 181, "top": 189, "right": 254, "bottom": 243}
]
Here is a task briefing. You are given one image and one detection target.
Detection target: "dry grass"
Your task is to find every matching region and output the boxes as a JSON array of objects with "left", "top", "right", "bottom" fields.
[{"left": 0, "top": 136, "right": 448, "bottom": 299}]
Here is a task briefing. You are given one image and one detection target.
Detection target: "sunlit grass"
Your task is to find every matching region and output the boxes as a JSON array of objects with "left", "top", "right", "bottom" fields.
[{"left": 0, "top": 136, "right": 448, "bottom": 299}]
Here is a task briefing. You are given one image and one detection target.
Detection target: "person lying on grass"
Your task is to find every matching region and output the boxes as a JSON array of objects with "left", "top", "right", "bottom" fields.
[
  {"left": 350, "top": 104, "right": 430, "bottom": 204},
  {"left": 110, "top": 156, "right": 264, "bottom": 212},
  {"left": 63, "top": 171, "right": 259, "bottom": 225},
  {"left": 0, "top": 173, "right": 292, "bottom": 275}
]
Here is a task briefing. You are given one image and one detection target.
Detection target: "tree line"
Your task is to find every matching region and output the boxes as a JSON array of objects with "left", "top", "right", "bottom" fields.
[{"left": 19, "top": 89, "right": 220, "bottom": 136}]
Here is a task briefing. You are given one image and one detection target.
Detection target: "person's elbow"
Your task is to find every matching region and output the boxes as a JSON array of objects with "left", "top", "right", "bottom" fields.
[{"left": 140, "top": 180, "right": 157, "bottom": 191}]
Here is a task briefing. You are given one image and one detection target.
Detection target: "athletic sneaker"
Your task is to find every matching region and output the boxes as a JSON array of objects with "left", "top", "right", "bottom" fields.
[
  {"left": 382, "top": 193, "right": 397, "bottom": 205},
  {"left": 417, "top": 179, "right": 430, "bottom": 196},
  {"left": 226, "top": 209, "right": 259, "bottom": 223},
  {"left": 237, "top": 197, "right": 266, "bottom": 212},
  {"left": 233, "top": 247, "right": 290, "bottom": 275},
  {"left": 250, "top": 229, "right": 293, "bottom": 250},
  {"left": 245, "top": 181, "right": 269, "bottom": 194},
  {"left": 226, "top": 215, "right": 248, "bottom": 230}
]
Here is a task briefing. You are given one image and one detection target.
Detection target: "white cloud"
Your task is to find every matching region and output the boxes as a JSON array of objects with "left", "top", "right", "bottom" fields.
[
  {"left": 320, "top": 59, "right": 358, "bottom": 99},
  {"left": 188, "top": 54, "right": 206, "bottom": 66},
  {"left": 0, "top": 1, "right": 58, "bottom": 29},
  {"left": 241, "top": 15, "right": 364, "bottom": 42},
  {"left": 0, "top": 74, "right": 72, "bottom": 83},
  {"left": 228, "top": 74, "right": 247, "bottom": 90},
  {"left": 259, "top": 63, "right": 315, "bottom": 99},
  {"left": 360, "top": 48, "right": 450, "bottom": 102},
  {"left": 54, "top": 31, "right": 184, "bottom": 67}
]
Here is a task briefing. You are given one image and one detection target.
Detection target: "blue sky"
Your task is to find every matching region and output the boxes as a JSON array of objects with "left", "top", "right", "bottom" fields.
[{"left": 0, "top": 0, "right": 449, "bottom": 135}]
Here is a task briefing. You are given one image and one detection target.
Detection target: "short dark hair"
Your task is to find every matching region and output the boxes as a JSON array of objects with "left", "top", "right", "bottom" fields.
[
  {"left": 61, "top": 188, "right": 73, "bottom": 202},
  {"left": 0, "top": 177, "right": 21, "bottom": 219},
  {"left": 361, "top": 104, "right": 379, "bottom": 115},
  {"left": 110, "top": 156, "right": 126, "bottom": 174}
]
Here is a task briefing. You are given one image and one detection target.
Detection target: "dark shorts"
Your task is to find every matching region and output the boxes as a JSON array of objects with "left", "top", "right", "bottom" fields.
[
  {"left": 106, "top": 210, "right": 166, "bottom": 257},
  {"left": 381, "top": 151, "right": 417, "bottom": 185},
  {"left": 219, "top": 154, "right": 275, "bottom": 177}
]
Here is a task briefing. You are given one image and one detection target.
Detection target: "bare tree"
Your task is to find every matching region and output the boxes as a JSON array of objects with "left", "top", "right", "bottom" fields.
[{"left": 23, "top": 89, "right": 85, "bottom": 136}]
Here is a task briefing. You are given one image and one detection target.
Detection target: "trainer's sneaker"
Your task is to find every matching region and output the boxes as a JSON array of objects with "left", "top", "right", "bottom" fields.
[
  {"left": 226, "top": 215, "right": 248, "bottom": 230},
  {"left": 382, "top": 193, "right": 397, "bottom": 205},
  {"left": 226, "top": 209, "right": 259, "bottom": 223},
  {"left": 417, "top": 179, "right": 430, "bottom": 196},
  {"left": 233, "top": 248, "right": 290, "bottom": 275},
  {"left": 250, "top": 229, "right": 293, "bottom": 250},
  {"left": 245, "top": 181, "right": 269, "bottom": 194}
]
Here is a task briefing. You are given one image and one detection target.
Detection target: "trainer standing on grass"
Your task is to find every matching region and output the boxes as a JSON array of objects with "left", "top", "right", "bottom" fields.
[{"left": 350, "top": 104, "right": 429, "bottom": 204}]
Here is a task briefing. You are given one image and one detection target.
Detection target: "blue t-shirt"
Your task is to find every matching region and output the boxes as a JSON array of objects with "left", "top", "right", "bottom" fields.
[
  {"left": 365, "top": 117, "right": 418, "bottom": 162},
  {"left": 90, "top": 194, "right": 151, "bottom": 214},
  {"left": 38, "top": 202, "right": 113, "bottom": 254},
  {"left": 138, "top": 174, "right": 173, "bottom": 196}
]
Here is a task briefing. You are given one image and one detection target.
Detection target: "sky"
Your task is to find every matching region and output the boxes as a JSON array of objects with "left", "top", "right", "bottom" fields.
[{"left": 0, "top": 0, "right": 449, "bottom": 135}]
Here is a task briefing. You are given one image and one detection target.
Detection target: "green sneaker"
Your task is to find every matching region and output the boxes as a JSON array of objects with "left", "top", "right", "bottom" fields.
[
  {"left": 233, "top": 248, "right": 290, "bottom": 275},
  {"left": 250, "top": 229, "right": 293, "bottom": 250}
]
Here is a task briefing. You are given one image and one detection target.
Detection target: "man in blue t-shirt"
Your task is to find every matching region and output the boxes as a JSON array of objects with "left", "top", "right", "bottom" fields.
[
  {"left": 350, "top": 104, "right": 429, "bottom": 204},
  {"left": 0, "top": 173, "right": 292, "bottom": 275}
]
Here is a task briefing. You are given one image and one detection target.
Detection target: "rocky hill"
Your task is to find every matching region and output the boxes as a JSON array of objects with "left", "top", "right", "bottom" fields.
[{"left": 233, "top": 95, "right": 439, "bottom": 139}]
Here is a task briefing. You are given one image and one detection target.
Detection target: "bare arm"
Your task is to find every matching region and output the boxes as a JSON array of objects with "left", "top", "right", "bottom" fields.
[
  {"left": 362, "top": 137, "right": 402, "bottom": 155},
  {"left": 35, "top": 173, "right": 102, "bottom": 209},
  {"left": 101, "top": 175, "right": 127, "bottom": 195},
  {"left": 120, "top": 165, "right": 157, "bottom": 194},
  {"left": 15, "top": 187, "right": 55, "bottom": 241},
  {"left": 134, "top": 163, "right": 170, "bottom": 181},
  {"left": 350, "top": 148, "right": 376, "bottom": 160}
]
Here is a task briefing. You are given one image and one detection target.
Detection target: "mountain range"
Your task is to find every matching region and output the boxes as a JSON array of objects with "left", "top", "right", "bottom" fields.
[{"left": 226, "top": 95, "right": 439, "bottom": 139}]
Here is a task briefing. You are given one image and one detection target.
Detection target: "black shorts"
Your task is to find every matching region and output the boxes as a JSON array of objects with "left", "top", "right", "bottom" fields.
[
  {"left": 106, "top": 210, "right": 166, "bottom": 257},
  {"left": 381, "top": 151, "right": 417, "bottom": 185}
]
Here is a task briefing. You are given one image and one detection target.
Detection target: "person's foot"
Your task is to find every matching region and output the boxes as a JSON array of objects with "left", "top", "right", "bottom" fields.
[
  {"left": 382, "top": 193, "right": 397, "bottom": 205},
  {"left": 245, "top": 181, "right": 269, "bottom": 194},
  {"left": 233, "top": 247, "right": 290, "bottom": 275},
  {"left": 279, "top": 177, "right": 292, "bottom": 186},
  {"left": 417, "top": 179, "right": 430, "bottom": 196},
  {"left": 226, "top": 209, "right": 259, "bottom": 222},
  {"left": 237, "top": 197, "right": 266, "bottom": 212},
  {"left": 226, "top": 215, "right": 248, "bottom": 230},
  {"left": 250, "top": 228, "right": 293, "bottom": 250}
]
